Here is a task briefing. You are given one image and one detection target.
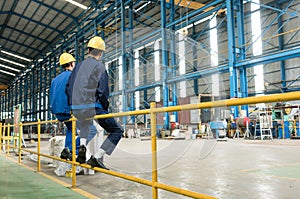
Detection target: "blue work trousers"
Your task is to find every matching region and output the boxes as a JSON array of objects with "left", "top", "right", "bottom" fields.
[
  {"left": 73, "top": 108, "right": 124, "bottom": 155},
  {"left": 55, "top": 113, "right": 97, "bottom": 154}
]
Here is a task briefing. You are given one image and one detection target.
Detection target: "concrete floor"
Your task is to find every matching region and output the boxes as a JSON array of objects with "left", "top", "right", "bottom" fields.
[{"left": 5, "top": 138, "right": 300, "bottom": 199}]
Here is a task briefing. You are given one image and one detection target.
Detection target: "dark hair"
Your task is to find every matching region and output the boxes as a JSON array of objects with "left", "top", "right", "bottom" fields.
[
  {"left": 88, "top": 47, "right": 102, "bottom": 56},
  {"left": 61, "top": 62, "right": 71, "bottom": 68}
]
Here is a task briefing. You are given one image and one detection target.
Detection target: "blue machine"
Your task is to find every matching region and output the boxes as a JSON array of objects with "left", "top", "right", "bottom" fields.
[{"left": 209, "top": 121, "right": 228, "bottom": 140}]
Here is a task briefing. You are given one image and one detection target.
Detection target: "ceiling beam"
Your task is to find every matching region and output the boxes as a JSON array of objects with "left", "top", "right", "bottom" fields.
[
  {"left": 31, "top": 0, "right": 76, "bottom": 20},
  {"left": 0, "top": 11, "right": 63, "bottom": 34},
  {"left": 1, "top": 25, "right": 50, "bottom": 44},
  {"left": 166, "top": 0, "right": 225, "bottom": 13}
]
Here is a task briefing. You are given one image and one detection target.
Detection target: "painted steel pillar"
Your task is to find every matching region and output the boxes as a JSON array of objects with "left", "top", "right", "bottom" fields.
[
  {"left": 161, "top": 0, "right": 170, "bottom": 129},
  {"left": 129, "top": 1, "right": 135, "bottom": 123},
  {"left": 24, "top": 74, "right": 28, "bottom": 120},
  {"left": 47, "top": 59, "right": 51, "bottom": 120},
  {"left": 276, "top": 2, "right": 286, "bottom": 92},
  {"left": 154, "top": 42, "right": 161, "bottom": 102},
  {"left": 5, "top": 90, "right": 8, "bottom": 118},
  {"left": 81, "top": 36, "right": 85, "bottom": 61},
  {"left": 15, "top": 83, "right": 18, "bottom": 108},
  {"left": 170, "top": 0, "right": 178, "bottom": 123},
  {"left": 39, "top": 64, "right": 43, "bottom": 120},
  {"left": 226, "top": 0, "right": 239, "bottom": 118},
  {"left": 75, "top": 32, "right": 79, "bottom": 65},
  {"left": 31, "top": 67, "right": 35, "bottom": 121},
  {"left": 101, "top": 22, "right": 105, "bottom": 59},
  {"left": 121, "top": 0, "right": 127, "bottom": 126},
  {"left": 192, "top": 26, "right": 199, "bottom": 96},
  {"left": 236, "top": 0, "right": 248, "bottom": 115},
  {"left": 143, "top": 48, "right": 148, "bottom": 124},
  {"left": 134, "top": 50, "right": 140, "bottom": 112}
]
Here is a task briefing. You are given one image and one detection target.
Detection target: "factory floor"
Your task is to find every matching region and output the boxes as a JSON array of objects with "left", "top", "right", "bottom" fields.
[{"left": 1, "top": 137, "right": 300, "bottom": 199}]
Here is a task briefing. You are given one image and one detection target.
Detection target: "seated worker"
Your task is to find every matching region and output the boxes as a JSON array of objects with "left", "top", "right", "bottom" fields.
[{"left": 50, "top": 52, "right": 98, "bottom": 159}]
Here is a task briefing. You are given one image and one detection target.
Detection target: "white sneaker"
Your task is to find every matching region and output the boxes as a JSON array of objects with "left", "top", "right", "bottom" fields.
[
  {"left": 76, "top": 166, "right": 84, "bottom": 175},
  {"left": 83, "top": 168, "right": 95, "bottom": 175}
]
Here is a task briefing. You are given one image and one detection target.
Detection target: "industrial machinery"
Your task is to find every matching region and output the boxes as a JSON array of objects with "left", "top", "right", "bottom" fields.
[{"left": 209, "top": 120, "right": 228, "bottom": 141}]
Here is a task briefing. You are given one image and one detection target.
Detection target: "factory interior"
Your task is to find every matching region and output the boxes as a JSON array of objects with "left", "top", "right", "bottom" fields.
[{"left": 1, "top": 0, "right": 300, "bottom": 199}]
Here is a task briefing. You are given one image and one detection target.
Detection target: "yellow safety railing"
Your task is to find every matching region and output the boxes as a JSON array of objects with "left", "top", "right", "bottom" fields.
[
  {"left": 0, "top": 123, "right": 19, "bottom": 154},
  {"left": 2, "top": 91, "right": 300, "bottom": 199}
]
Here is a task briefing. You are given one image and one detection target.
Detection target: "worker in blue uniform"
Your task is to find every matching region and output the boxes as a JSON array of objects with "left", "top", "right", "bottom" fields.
[
  {"left": 50, "top": 52, "right": 98, "bottom": 159},
  {"left": 66, "top": 36, "right": 124, "bottom": 170}
]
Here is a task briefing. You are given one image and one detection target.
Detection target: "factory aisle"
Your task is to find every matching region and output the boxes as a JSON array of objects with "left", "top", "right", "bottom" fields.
[
  {"left": 1, "top": 139, "right": 300, "bottom": 199},
  {"left": 0, "top": 154, "right": 90, "bottom": 199}
]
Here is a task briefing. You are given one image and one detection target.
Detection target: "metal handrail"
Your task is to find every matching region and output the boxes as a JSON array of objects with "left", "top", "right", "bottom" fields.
[{"left": 2, "top": 91, "right": 300, "bottom": 199}]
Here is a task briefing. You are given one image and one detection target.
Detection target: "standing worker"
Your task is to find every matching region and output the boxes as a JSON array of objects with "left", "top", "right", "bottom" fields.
[
  {"left": 66, "top": 36, "right": 124, "bottom": 170},
  {"left": 50, "top": 52, "right": 98, "bottom": 159}
]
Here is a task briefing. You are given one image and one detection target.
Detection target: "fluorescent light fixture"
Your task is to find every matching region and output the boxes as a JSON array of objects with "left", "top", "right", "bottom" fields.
[
  {"left": 65, "top": 0, "right": 88, "bottom": 10},
  {"left": 0, "top": 57, "right": 26, "bottom": 67},
  {"left": 0, "top": 63, "right": 20, "bottom": 72},
  {"left": 134, "top": 1, "right": 151, "bottom": 12},
  {"left": 0, "top": 69, "right": 15, "bottom": 76},
  {"left": 194, "top": 15, "right": 211, "bottom": 26},
  {"left": 0, "top": 50, "right": 32, "bottom": 62}
]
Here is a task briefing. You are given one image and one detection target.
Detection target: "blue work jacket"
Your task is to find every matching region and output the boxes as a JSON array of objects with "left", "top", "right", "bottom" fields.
[
  {"left": 50, "top": 70, "right": 72, "bottom": 114},
  {"left": 66, "top": 57, "right": 109, "bottom": 111}
]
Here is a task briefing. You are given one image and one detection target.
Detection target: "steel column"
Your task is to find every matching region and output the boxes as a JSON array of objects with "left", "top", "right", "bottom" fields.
[
  {"left": 192, "top": 25, "right": 198, "bottom": 96},
  {"left": 276, "top": 2, "right": 286, "bottom": 92},
  {"left": 226, "top": 0, "right": 239, "bottom": 117},
  {"left": 170, "top": 0, "right": 178, "bottom": 122},
  {"left": 129, "top": 1, "right": 135, "bottom": 123},
  {"left": 236, "top": 0, "right": 248, "bottom": 115},
  {"left": 161, "top": 0, "right": 170, "bottom": 129},
  {"left": 121, "top": 0, "right": 128, "bottom": 127}
]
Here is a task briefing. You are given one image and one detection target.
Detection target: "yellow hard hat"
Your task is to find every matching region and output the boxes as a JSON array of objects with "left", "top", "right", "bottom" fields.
[
  {"left": 59, "top": 53, "right": 75, "bottom": 65},
  {"left": 87, "top": 36, "right": 105, "bottom": 51}
]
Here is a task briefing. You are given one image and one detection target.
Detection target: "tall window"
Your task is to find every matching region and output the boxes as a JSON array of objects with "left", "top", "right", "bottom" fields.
[
  {"left": 251, "top": 0, "right": 264, "bottom": 94},
  {"left": 210, "top": 15, "right": 219, "bottom": 96}
]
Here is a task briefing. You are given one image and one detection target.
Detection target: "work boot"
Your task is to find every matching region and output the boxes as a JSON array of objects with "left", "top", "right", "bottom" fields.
[
  {"left": 60, "top": 148, "right": 72, "bottom": 160},
  {"left": 87, "top": 155, "right": 109, "bottom": 170},
  {"left": 76, "top": 145, "right": 86, "bottom": 164}
]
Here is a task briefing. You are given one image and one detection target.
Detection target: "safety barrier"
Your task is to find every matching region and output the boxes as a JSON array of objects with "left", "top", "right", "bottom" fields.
[{"left": 2, "top": 91, "right": 300, "bottom": 199}]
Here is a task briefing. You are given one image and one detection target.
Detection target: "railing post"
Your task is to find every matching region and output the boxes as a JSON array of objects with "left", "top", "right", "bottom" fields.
[
  {"left": 2, "top": 123, "right": 6, "bottom": 152},
  {"left": 37, "top": 119, "right": 41, "bottom": 172},
  {"left": 7, "top": 123, "right": 10, "bottom": 155},
  {"left": 71, "top": 115, "right": 77, "bottom": 188},
  {"left": 150, "top": 102, "right": 158, "bottom": 199},
  {"left": 0, "top": 122, "right": 2, "bottom": 152},
  {"left": 18, "top": 122, "right": 23, "bottom": 163}
]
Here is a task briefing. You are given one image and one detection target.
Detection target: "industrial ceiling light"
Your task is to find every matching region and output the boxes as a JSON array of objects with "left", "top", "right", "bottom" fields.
[
  {"left": 65, "top": 0, "right": 88, "bottom": 10},
  {"left": 0, "top": 57, "right": 26, "bottom": 67},
  {"left": 0, "top": 69, "right": 15, "bottom": 76},
  {"left": 0, "top": 50, "right": 32, "bottom": 62},
  {"left": 134, "top": 1, "right": 151, "bottom": 12},
  {"left": 0, "top": 63, "right": 20, "bottom": 72}
]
